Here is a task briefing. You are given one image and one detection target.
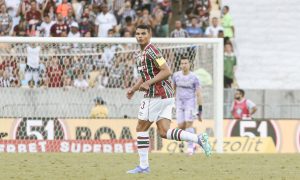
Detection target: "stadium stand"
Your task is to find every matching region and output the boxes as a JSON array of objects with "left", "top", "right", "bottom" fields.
[{"left": 223, "top": 0, "right": 300, "bottom": 89}]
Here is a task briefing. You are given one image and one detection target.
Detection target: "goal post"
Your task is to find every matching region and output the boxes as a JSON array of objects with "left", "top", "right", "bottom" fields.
[{"left": 0, "top": 37, "right": 223, "bottom": 153}]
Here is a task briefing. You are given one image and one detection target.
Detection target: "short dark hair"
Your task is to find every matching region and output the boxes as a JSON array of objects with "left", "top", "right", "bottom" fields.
[
  {"left": 224, "top": 6, "right": 229, "bottom": 10},
  {"left": 181, "top": 56, "right": 189, "bottom": 61},
  {"left": 236, "top": 89, "right": 245, "bottom": 97},
  {"left": 136, "top": 24, "right": 151, "bottom": 32}
]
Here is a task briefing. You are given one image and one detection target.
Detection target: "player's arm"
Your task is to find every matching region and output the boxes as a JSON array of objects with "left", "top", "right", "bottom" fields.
[
  {"left": 131, "top": 77, "right": 144, "bottom": 92},
  {"left": 196, "top": 87, "right": 203, "bottom": 121},
  {"left": 247, "top": 99, "right": 257, "bottom": 117},
  {"left": 127, "top": 78, "right": 143, "bottom": 99},
  {"left": 250, "top": 105, "right": 257, "bottom": 116},
  {"left": 148, "top": 63, "right": 172, "bottom": 85},
  {"left": 139, "top": 60, "right": 172, "bottom": 91}
]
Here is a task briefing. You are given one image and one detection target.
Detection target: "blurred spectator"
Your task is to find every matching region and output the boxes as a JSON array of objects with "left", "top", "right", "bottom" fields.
[
  {"left": 224, "top": 43, "right": 237, "bottom": 88},
  {"left": 154, "top": 0, "right": 172, "bottom": 37},
  {"left": 40, "top": 14, "right": 55, "bottom": 37},
  {"left": 88, "top": 65, "right": 100, "bottom": 88},
  {"left": 90, "top": 96, "right": 108, "bottom": 118},
  {"left": 47, "top": 56, "right": 64, "bottom": 87},
  {"left": 136, "top": 8, "right": 153, "bottom": 27},
  {"left": 95, "top": 4, "right": 117, "bottom": 37},
  {"left": 28, "top": 78, "right": 35, "bottom": 88},
  {"left": 221, "top": 5, "right": 234, "bottom": 38},
  {"left": 231, "top": 89, "right": 257, "bottom": 120},
  {"left": 95, "top": 68, "right": 109, "bottom": 89},
  {"left": 25, "top": 44, "right": 40, "bottom": 85},
  {"left": 180, "top": 7, "right": 194, "bottom": 28},
  {"left": 112, "top": 0, "right": 125, "bottom": 16},
  {"left": 108, "top": 28, "right": 120, "bottom": 37},
  {"left": 120, "top": 16, "right": 135, "bottom": 37},
  {"left": 170, "top": 20, "right": 189, "bottom": 37},
  {"left": 117, "top": 1, "right": 136, "bottom": 25},
  {"left": 107, "top": 59, "right": 124, "bottom": 88},
  {"left": 42, "top": 0, "right": 56, "bottom": 21},
  {"left": 50, "top": 13, "right": 69, "bottom": 37},
  {"left": 79, "top": 13, "right": 93, "bottom": 36},
  {"left": 68, "top": 22, "right": 80, "bottom": 37},
  {"left": 205, "top": 17, "right": 223, "bottom": 37},
  {"left": 62, "top": 75, "right": 73, "bottom": 90},
  {"left": 74, "top": 72, "right": 89, "bottom": 90},
  {"left": 56, "top": 0, "right": 72, "bottom": 18},
  {"left": 0, "top": 70, "right": 13, "bottom": 87},
  {"left": 218, "top": 30, "right": 224, "bottom": 38},
  {"left": 194, "top": 5, "right": 209, "bottom": 29},
  {"left": 0, "top": 4, "right": 12, "bottom": 36},
  {"left": 39, "top": 76, "right": 49, "bottom": 88},
  {"left": 4, "top": 0, "right": 21, "bottom": 18},
  {"left": 72, "top": 0, "right": 84, "bottom": 22},
  {"left": 26, "top": 1, "right": 42, "bottom": 36},
  {"left": 193, "top": 0, "right": 211, "bottom": 15},
  {"left": 185, "top": 17, "right": 203, "bottom": 37},
  {"left": 65, "top": 9, "right": 76, "bottom": 26}
]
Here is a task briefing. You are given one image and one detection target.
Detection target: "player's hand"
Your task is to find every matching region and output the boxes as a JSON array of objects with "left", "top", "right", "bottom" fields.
[
  {"left": 139, "top": 81, "right": 150, "bottom": 91},
  {"left": 197, "top": 112, "right": 202, "bottom": 122},
  {"left": 197, "top": 105, "right": 203, "bottom": 122},
  {"left": 126, "top": 88, "right": 135, "bottom": 100}
]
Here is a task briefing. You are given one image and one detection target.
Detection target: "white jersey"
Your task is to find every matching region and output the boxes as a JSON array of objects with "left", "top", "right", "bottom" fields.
[{"left": 26, "top": 46, "right": 40, "bottom": 69}]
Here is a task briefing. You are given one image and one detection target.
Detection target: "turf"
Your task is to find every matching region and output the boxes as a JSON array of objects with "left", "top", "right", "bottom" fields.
[{"left": 0, "top": 153, "right": 300, "bottom": 180}]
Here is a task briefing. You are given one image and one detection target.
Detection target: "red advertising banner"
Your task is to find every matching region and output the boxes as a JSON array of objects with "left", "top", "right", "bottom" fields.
[
  {"left": 0, "top": 140, "right": 137, "bottom": 153},
  {"left": 1, "top": 118, "right": 300, "bottom": 153}
]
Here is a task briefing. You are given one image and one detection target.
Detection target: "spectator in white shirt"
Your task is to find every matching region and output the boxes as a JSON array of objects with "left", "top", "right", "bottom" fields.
[
  {"left": 68, "top": 22, "right": 80, "bottom": 37},
  {"left": 74, "top": 73, "right": 89, "bottom": 90},
  {"left": 170, "top": 21, "right": 189, "bottom": 38},
  {"left": 205, "top": 17, "right": 223, "bottom": 37},
  {"left": 40, "top": 14, "right": 55, "bottom": 37},
  {"left": 25, "top": 44, "right": 40, "bottom": 84},
  {"left": 95, "top": 4, "right": 117, "bottom": 37}
]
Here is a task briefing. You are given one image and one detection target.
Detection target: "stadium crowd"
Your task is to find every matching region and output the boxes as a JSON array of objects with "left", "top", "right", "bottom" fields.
[{"left": 0, "top": 0, "right": 236, "bottom": 88}]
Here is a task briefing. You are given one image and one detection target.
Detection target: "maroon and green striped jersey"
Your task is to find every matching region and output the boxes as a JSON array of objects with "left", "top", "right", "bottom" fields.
[{"left": 135, "top": 43, "right": 174, "bottom": 98}]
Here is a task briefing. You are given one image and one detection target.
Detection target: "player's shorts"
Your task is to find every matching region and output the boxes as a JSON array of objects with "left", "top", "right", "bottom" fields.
[
  {"left": 176, "top": 98, "right": 196, "bottom": 124},
  {"left": 138, "top": 97, "right": 175, "bottom": 122}
]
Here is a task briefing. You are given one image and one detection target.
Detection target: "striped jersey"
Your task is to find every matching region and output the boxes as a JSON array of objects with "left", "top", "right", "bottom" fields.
[{"left": 135, "top": 43, "right": 174, "bottom": 98}]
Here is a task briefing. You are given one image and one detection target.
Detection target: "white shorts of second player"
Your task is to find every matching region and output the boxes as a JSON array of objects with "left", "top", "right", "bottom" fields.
[
  {"left": 138, "top": 98, "right": 175, "bottom": 122},
  {"left": 176, "top": 98, "right": 196, "bottom": 124}
]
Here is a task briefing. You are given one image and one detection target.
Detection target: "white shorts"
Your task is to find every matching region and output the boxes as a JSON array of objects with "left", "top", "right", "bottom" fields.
[
  {"left": 176, "top": 108, "right": 196, "bottom": 124},
  {"left": 138, "top": 98, "right": 175, "bottom": 122}
]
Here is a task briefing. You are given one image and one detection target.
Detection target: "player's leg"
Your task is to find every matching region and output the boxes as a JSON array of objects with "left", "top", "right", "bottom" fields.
[
  {"left": 157, "top": 118, "right": 211, "bottom": 156},
  {"left": 185, "top": 121, "right": 196, "bottom": 155},
  {"left": 176, "top": 107, "right": 186, "bottom": 152},
  {"left": 184, "top": 107, "right": 196, "bottom": 155},
  {"left": 136, "top": 120, "right": 152, "bottom": 169},
  {"left": 158, "top": 98, "right": 211, "bottom": 156},
  {"left": 127, "top": 119, "right": 152, "bottom": 174},
  {"left": 127, "top": 98, "right": 152, "bottom": 174}
]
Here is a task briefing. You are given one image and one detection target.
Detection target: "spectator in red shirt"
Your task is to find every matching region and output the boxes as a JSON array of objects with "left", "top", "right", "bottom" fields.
[
  {"left": 26, "top": 1, "right": 42, "bottom": 36},
  {"left": 26, "top": 1, "right": 41, "bottom": 25},
  {"left": 50, "top": 13, "right": 69, "bottom": 37},
  {"left": 79, "top": 13, "right": 93, "bottom": 36},
  {"left": 0, "top": 4, "right": 12, "bottom": 36},
  {"left": 47, "top": 56, "right": 64, "bottom": 87},
  {"left": 13, "top": 19, "right": 28, "bottom": 36},
  {"left": 56, "top": 0, "right": 72, "bottom": 18},
  {"left": 231, "top": 89, "right": 257, "bottom": 120}
]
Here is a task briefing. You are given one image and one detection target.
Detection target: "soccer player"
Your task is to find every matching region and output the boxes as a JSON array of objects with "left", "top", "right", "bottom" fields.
[
  {"left": 172, "top": 57, "right": 204, "bottom": 155},
  {"left": 126, "top": 24, "right": 211, "bottom": 174}
]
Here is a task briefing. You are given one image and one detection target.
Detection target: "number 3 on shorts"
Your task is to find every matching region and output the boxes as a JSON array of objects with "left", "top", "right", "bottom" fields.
[{"left": 140, "top": 101, "right": 145, "bottom": 109}]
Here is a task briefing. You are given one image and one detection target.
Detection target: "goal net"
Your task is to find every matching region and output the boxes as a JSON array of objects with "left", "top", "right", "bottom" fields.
[{"left": 0, "top": 37, "right": 223, "bottom": 152}]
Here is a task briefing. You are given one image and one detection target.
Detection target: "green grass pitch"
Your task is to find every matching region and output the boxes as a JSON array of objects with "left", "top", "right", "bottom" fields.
[{"left": 0, "top": 153, "right": 300, "bottom": 180}]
